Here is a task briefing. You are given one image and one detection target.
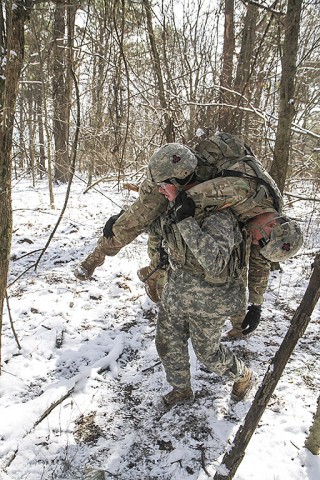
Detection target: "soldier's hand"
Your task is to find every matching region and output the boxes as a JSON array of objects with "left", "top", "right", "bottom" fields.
[
  {"left": 174, "top": 191, "right": 196, "bottom": 223},
  {"left": 103, "top": 210, "right": 124, "bottom": 238},
  {"left": 241, "top": 304, "right": 261, "bottom": 335}
]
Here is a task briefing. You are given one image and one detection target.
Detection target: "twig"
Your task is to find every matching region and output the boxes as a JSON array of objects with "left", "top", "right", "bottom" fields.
[
  {"left": 284, "top": 191, "right": 320, "bottom": 202},
  {"left": 3, "top": 386, "right": 74, "bottom": 470},
  {"left": 197, "top": 444, "right": 211, "bottom": 477},
  {"left": 12, "top": 248, "right": 43, "bottom": 261},
  {"left": 72, "top": 172, "right": 123, "bottom": 208},
  {"left": 241, "top": 0, "right": 285, "bottom": 16},
  {"left": 34, "top": 388, "right": 74, "bottom": 428},
  {"left": 166, "top": 87, "right": 320, "bottom": 141},
  {"left": 2, "top": 338, "right": 123, "bottom": 470},
  {"left": 142, "top": 361, "right": 162, "bottom": 372},
  {"left": 7, "top": 263, "right": 37, "bottom": 288},
  {"left": 5, "top": 292, "right": 21, "bottom": 350},
  {"left": 290, "top": 440, "right": 299, "bottom": 450}
]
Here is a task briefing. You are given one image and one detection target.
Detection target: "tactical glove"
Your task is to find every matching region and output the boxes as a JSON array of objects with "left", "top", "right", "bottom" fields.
[
  {"left": 174, "top": 191, "right": 196, "bottom": 223},
  {"left": 159, "top": 245, "right": 169, "bottom": 267},
  {"left": 241, "top": 304, "right": 262, "bottom": 335},
  {"left": 103, "top": 210, "right": 124, "bottom": 238}
]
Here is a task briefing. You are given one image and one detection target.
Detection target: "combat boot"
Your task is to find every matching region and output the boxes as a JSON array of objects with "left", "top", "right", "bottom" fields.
[
  {"left": 232, "top": 367, "right": 252, "bottom": 401},
  {"left": 162, "top": 387, "right": 194, "bottom": 408},
  {"left": 73, "top": 250, "right": 106, "bottom": 280}
]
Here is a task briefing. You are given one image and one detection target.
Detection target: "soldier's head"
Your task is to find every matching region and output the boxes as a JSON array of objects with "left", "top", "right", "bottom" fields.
[
  {"left": 147, "top": 143, "right": 198, "bottom": 186},
  {"left": 247, "top": 212, "right": 303, "bottom": 262}
]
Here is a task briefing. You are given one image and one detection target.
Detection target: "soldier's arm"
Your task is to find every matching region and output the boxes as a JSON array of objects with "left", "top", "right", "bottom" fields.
[
  {"left": 110, "top": 178, "right": 168, "bottom": 246},
  {"left": 147, "top": 230, "right": 164, "bottom": 268},
  {"left": 177, "top": 210, "right": 240, "bottom": 277},
  {"left": 247, "top": 244, "right": 271, "bottom": 305},
  {"left": 74, "top": 179, "right": 167, "bottom": 279},
  {"left": 97, "top": 178, "right": 167, "bottom": 254}
]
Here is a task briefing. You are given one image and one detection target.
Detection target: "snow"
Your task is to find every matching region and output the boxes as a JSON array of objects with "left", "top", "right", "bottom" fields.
[{"left": 0, "top": 176, "right": 319, "bottom": 480}]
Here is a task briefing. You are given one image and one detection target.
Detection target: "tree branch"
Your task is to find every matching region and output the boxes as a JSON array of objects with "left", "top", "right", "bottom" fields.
[
  {"left": 284, "top": 191, "right": 320, "bottom": 202},
  {"left": 240, "top": 0, "right": 285, "bottom": 16}
]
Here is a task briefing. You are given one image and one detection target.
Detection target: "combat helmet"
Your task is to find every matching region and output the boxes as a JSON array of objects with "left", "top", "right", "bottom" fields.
[
  {"left": 148, "top": 143, "right": 197, "bottom": 183},
  {"left": 259, "top": 216, "right": 303, "bottom": 262}
]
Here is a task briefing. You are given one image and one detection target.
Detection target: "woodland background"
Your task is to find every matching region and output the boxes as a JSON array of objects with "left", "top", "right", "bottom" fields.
[
  {"left": 0, "top": 1, "right": 319, "bottom": 477},
  {"left": 0, "top": 0, "right": 319, "bottom": 373}
]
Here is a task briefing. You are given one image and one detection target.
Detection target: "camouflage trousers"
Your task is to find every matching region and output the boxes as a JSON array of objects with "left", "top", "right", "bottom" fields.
[{"left": 155, "top": 269, "right": 247, "bottom": 390}]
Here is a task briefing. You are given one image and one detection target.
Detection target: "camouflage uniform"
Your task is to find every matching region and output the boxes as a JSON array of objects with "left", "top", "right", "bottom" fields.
[
  {"left": 77, "top": 137, "right": 281, "bottom": 315},
  {"left": 78, "top": 171, "right": 271, "bottom": 307},
  {"left": 153, "top": 207, "right": 248, "bottom": 390}
]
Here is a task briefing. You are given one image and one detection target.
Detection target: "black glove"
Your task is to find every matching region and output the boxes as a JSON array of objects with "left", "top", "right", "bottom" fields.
[
  {"left": 241, "top": 304, "right": 262, "bottom": 335},
  {"left": 103, "top": 210, "right": 124, "bottom": 238},
  {"left": 159, "top": 245, "right": 169, "bottom": 267},
  {"left": 173, "top": 191, "right": 196, "bottom": 223}
]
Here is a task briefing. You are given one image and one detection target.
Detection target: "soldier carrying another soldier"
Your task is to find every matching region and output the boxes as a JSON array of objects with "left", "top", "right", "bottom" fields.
[
  {"left": 74, "top": 133, "right": 303, "bottom": 339},
  {"left": 147, "top": 145, "right": 251, "bottom": 406}
]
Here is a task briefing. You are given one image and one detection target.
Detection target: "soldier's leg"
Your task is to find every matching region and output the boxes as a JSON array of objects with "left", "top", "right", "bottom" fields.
[
  {"left": 155, "top": 301, "right": 191, "bottom": 390},
  {"left": 74, "top": 236, "right": 121, "bottom": 280},
  {"left": 191, "top": 312, "right": 252, "bottom": 399},
  {"left": 190, "top": 309, "right": 246, "bottom": 380},
  {"left": 187, "top": 285, "right": 252, "bottom": 399}
]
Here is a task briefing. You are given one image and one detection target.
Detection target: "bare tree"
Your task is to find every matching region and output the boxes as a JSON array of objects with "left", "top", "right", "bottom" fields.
[
  {"left": 0, "top": 0, "right": 34, "bottom": 374},
  {"left": 270, "top": 0, "right": 303, "bottom": 191},
  {"left": 52, "top": 0, "right": 77, "bottom": 183},
  {"left": 142, "top": 0, "right": 175, "bottom": 143},
  {"left": 218, "top": 0, "right": 235, "bottom": 131},
  {"left": 10, "top": 0, "right": 320, "bottom": 187},
  {"left": 231, "top": 2, "right": 258, "bottom": 134},
  {"left": 52, "top": 0, "right": 69, "bottom": 182}
]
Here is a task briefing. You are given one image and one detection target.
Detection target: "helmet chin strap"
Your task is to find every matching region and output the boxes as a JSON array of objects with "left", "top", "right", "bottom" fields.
[
  {"left": 162, "top": 171, "right": 197, "bottom": 189},
  {"left": 176, "top": 172, "right": 197, "bottom": 188}
]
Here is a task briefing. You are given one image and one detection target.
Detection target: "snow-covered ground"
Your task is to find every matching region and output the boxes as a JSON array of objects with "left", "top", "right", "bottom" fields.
[{"left": 0, "top": 175, "right": 319, "bottom": 480}]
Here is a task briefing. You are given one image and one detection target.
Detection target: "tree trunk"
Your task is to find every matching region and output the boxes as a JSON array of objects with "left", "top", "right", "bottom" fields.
[
  {"left": 214, "top": 253, "right": 320, "bottom": 479},
  {"left": 36, "top": 28, "right": 55, "bottom": 208},
  {"left": 305, "top": 395, "right": 320, "bottom": 455},
  {"left": 52, "top": 0, "right": 69, "bottom": 183},
  {"left": 270, "top": 0, "right": 303, "bottom": 192},
  {"left": 0, "top": 1, "right": 34, "bottom": 374},
  {"left": 231, "top": 3, "right": 257, "bottom": 134},
  {"left": 36, "top": 86, "right": 46, "bottom": 178},
  {"left": 27, "top": 90, "right": 36, "bottom": 186},
  {"left": 142, "top": 0, "right": 175, "bottom": 143},
  {"left": 18, "top": 92, "right": 25, "bottom": 170},
  {"left": 218, "top": 0, "right": 235, "bottom": 131}
]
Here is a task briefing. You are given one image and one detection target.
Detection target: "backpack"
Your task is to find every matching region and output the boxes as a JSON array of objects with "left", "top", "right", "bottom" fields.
[{"left": 192, "top": 131, "right": 283, "bottom": 214}]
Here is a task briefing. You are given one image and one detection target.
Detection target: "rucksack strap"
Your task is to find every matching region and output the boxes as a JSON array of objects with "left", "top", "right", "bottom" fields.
[{"left": 215, "top": 168, "right": 281, "bottom": 212}]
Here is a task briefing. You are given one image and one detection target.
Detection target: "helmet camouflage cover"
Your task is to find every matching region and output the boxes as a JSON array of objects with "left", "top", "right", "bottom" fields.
[
  {"left": 148, "top": 143, "right": 198, "bottom": 183},
  {"left": 260, "top": 215, "right": 304, "bottom": 262}
]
